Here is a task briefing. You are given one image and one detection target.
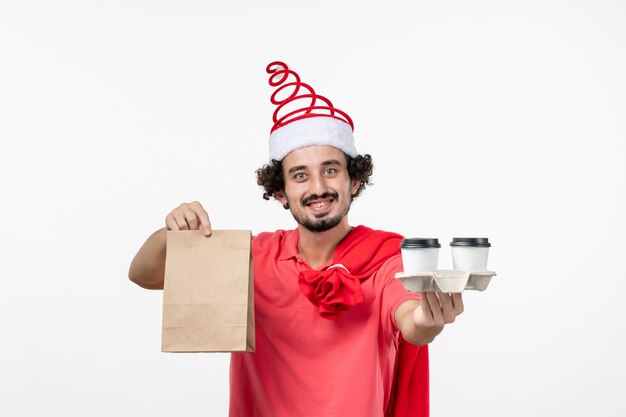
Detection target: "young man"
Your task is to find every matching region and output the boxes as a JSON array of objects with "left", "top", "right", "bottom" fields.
[{"left": 129, "top": 62, "right": 463, "bottom": 417}]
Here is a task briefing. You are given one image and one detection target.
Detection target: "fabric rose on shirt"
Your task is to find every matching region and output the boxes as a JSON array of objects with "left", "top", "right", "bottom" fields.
[
  {"left": 298, "top": 266, "right": 365, "bottom": 319},
  {"left": 296, "top": 226, "right": 404, "bottom": 320}
]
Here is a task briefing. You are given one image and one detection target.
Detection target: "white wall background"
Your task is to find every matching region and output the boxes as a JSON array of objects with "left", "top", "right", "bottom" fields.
[{"left": 1, "top": 0, "right": 625, "bottom": 415}]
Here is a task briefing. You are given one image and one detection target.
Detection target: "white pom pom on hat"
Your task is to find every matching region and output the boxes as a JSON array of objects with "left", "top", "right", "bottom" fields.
[{"left": 266, "top": 61, "right": 357, "bottom": 162}]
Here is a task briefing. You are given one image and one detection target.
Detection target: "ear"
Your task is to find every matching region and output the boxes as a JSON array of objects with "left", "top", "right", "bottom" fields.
[
  {"left": 350, "top": 179, "right": 361, "bottom": 196},
  {"left": 274, "top": 190, "right": 288, "bottom": 205}
]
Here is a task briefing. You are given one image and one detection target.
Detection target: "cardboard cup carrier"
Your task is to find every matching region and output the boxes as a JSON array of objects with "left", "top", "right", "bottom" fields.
[{"left": 397, "top": 237, "right": 496, "bottom": 293}]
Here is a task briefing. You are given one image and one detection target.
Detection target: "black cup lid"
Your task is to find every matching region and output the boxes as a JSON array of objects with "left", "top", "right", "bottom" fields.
[
  {"left": 450, "top": 237, "right": 491, "bottom": 247},
  {"left": 400, "top": 238, "right": 441, "bottom": 249}
]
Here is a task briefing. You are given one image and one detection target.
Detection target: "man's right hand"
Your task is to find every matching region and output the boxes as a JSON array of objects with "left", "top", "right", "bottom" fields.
[
  {"left": 129, "top": 201, "right": 212, "bottom": 289},
  {"left": 165, "top": 201, "right": 212, "bottom": 236}
]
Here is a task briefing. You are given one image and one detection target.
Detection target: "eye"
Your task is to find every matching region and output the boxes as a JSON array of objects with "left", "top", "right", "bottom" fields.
[
  {"left": 294, "top": 172, "right": 307, "bottom": 181},
  {"left": 323, "top": 168, "right": 337, "bottom": 175}
]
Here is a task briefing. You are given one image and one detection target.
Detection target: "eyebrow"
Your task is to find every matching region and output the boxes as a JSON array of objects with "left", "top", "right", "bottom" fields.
[
  {"left": 287, "top": 165, "right": 307, "bottom": 174},
  {"left": 321, "top": 159, "right": 342, "bottom": 167},
  {"left": 287, "top": 159, "right": 342, "bottom": 174}
]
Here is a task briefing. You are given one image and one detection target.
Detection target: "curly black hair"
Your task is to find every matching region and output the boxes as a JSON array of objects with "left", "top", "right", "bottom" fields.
[{"left": 255, "top": 153, "right": 374, "bottom": 201}]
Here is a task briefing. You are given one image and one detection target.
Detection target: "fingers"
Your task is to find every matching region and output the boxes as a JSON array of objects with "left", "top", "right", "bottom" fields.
[
  {"left": 419, "top": 292, "right": 464, "bottom": 326},
  {"left": 438, "top": 292, "right": 456, "bottom": 323},
  {"left": 418, "top": 292, "right": 432, "bottom": 320},
  {"left": 165, "top": 201, "right": 212, "bottom": 236},
  {"left": 194, "top": 203, "right": 212, "bottom": 236},
  {"left": 452, "top": 293, "right": 464, "bottom": 316},
  {"left": 426, "top": 292, "right": 444, "bottom": 325}
]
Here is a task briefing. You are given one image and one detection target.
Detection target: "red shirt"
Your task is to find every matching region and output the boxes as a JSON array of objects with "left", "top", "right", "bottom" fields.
[{"left": 230, "top": 228, "right": 418, "bottom": 417}]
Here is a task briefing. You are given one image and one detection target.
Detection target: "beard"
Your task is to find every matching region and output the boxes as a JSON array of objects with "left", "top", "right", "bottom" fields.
[
  {"left": 289, "top": 192, "right": 350, "bottom": 233},
  {"left": 299, "top": 213, "right": 345, "bottom": 233}
]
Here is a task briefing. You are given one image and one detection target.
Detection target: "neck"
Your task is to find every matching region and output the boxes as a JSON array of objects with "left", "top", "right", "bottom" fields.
[{"left": 297, "top": 219, "right": 352, "bottom": 270}]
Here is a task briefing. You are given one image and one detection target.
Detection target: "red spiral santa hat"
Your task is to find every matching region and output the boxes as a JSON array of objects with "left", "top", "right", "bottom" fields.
[{"left": 266, "top": 61, "right": 357, "bottom": 162}]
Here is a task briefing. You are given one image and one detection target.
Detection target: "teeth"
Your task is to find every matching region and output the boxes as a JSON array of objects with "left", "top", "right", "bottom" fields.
[{"left": 311, "top": 201, "right": 327, "bottom": 208}]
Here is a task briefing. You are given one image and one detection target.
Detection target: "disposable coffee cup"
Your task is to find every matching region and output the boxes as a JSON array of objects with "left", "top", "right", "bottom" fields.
[
  {"left": 450, "top": 237, "right": 491, "bottom": 272},
  {"left": 400, "top": 238, "right": 441, "bottom": 274}
]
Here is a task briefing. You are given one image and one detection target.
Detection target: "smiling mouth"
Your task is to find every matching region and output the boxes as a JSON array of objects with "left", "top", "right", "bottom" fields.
[
  {"left": 302, "top": 192, "right": 339, "bottom": 209},
  {"left": 304, "top": 197, "right": 335, "bottom": 213}
]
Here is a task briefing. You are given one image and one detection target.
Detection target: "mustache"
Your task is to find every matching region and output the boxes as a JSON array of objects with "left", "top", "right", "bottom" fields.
[{"left": 301, "top": 192, "right": 339, "bottom": 206}]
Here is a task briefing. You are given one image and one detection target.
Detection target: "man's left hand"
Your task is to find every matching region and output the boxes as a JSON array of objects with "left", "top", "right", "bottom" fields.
[
  {"left": 395, "top": 292, "right": 464, "bottom": 346},
  {"left": 414, "top": 291, "right": 464, "bottom": 329}
]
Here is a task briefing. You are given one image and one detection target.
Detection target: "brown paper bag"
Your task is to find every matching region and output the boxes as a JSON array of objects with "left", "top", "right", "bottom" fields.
[{"left": 162, "top": 230, "right": 254, "bottom": 352}]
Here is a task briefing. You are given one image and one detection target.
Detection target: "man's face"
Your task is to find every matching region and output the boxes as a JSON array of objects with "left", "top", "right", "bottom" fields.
[{"left": 277, "top": 145, "right": 360, "bottom": 233}]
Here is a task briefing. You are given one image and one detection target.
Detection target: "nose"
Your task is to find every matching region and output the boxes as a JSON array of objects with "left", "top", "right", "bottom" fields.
[{"left": 309, "top": 172, "right": 328, "bottom": 196}]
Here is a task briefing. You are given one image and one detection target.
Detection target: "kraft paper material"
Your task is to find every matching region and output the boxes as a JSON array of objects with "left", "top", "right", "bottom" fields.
[{"left": 162, "top": 230, "right": 255, "bottom": 352}]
